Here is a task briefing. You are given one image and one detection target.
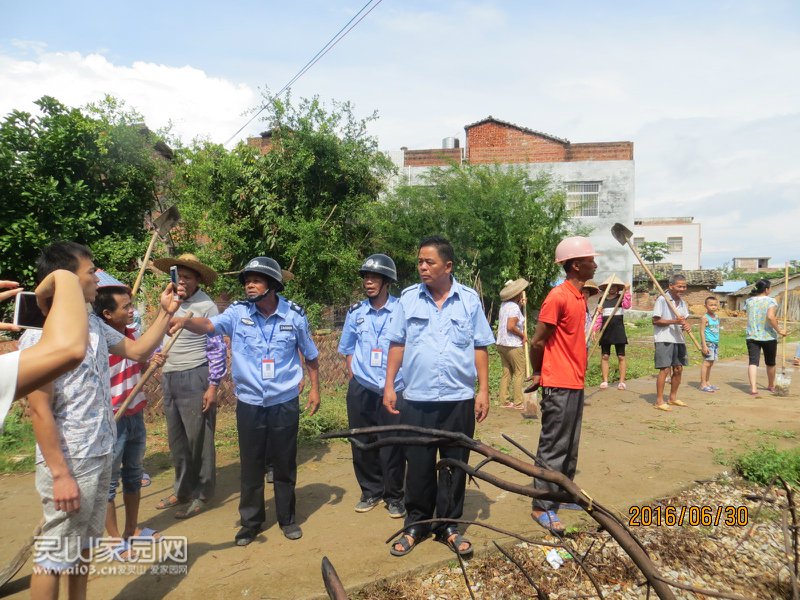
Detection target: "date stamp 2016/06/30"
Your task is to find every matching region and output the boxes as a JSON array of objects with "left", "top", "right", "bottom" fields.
[{"left": 628, "top": 505, "right": 749, "bottom": 527}]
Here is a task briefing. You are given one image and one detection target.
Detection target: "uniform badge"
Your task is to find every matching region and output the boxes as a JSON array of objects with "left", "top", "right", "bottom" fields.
[
  {"left": 356, "top": 317, "right": 365, "bottom": 325},
  {"left": 241, "top": 317, "right": 255, "bottom": 326},
  {"left": 280, "top": 324, "right": 294, "bottom": 331}
]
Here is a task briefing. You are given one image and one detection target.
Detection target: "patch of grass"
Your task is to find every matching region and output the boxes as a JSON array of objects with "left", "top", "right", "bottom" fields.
[
  {"left": 298, "top": 387, "right": 349, "bottom": 444},
  {"left": 733, "top": 443, "right": 800, "bottom": 485},
  {"left": 0, "top": 406, "right": 36, "bottom": 472},
  {"left": 756, "top": 429, "right": 798, "bottom": 440},
  {"left": 711, "top": 447, "right": 728, "bottom": 465},
  {"left": 648, "top": 419, "right": 681, "bottom": 434}
]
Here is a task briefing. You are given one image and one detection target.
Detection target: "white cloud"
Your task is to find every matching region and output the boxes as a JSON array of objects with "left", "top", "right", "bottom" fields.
[{"left": 0, "top": 47, "right": 257, "bottom": 144}]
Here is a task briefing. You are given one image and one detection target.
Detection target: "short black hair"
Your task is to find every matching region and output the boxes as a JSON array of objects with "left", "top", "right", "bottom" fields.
[
  {"left": 418, "top": 235, "right": 455, "bottom": 264},
  {"left": 562, "top": 259, "right": 575, "bottom": 274},
  {"left": 93, "top": 287, "right": 130, "bottom": 321},
  {"left": 751, "top": 278, "right": 771, "bottom": 295},
  {"left": 36, "top": 242, "right": 93, "bottom": 284},
  {"left": 705, "top": 296, "right": 717, "bottom": 304}
]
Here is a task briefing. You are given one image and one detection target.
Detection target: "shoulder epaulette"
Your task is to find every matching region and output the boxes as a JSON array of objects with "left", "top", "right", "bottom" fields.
[
  {"left": 289, "top": 301, "right": 306, "bottom": 316},
  {"left": 231, "top": 300, "right": 249, "bottom": 307},
  {"left": 400, "top": 284, "right": 418, "bottom": 296},
  {"left": 347, "top": 301, "right": 361, "bottom": 314}
]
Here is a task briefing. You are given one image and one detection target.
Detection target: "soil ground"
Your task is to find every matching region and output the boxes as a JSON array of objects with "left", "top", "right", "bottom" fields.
[{"left": 1, "top": 354, "right": 799, "bottom": 599}]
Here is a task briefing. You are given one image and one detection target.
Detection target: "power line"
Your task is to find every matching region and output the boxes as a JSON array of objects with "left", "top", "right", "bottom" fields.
[{"left": 224, "top": 0, "right": 384, "bottom": 147}]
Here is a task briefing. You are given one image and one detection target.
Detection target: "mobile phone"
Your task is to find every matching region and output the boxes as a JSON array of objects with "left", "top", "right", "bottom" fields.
[
  {"left": 13, "top": 292, "right": 46, "bottom": 330},
  {"left": 170, "top": 266, "right": 179, "bottom": 287}
]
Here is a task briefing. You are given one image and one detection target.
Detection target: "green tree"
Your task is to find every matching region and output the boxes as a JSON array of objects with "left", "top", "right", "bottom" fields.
[
  {"left": 369, "top": 163, "right": 573, "bottom": 308},
  {"left": 0, "top": 95, "right": 165, "bottom": 285},
  {"left": 170, "top": 93, "right": 395, "bottom": 313},
  {"left": 638, "top": 241, "right": 670, "bottom": 270}
]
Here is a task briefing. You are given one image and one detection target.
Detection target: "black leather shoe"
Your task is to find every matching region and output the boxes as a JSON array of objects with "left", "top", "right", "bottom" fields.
[{"left": 281, "top": 523, "right": 302, "bottom": 540}]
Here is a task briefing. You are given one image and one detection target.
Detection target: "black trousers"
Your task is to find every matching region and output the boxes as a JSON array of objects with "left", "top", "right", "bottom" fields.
[
  {"left": 236, "top": 398, "right": 299, "bottom": 530},
  {"left": 401, "top": 398, "right": 475, "bottom": 537},
  {"left": 532, "top": 387, "right": 585, "bottom": 512},
  {"left": 345, "top": 378, "right": 405, "bottom": 503}
]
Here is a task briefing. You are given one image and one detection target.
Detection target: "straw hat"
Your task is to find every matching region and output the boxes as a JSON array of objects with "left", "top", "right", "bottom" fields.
[
  {"left": 583, "top": 280, "right": 600, "bottom": 297},
  {"left": 152, "top": 253, "right": 218, "bottom": 286},
  {"left": 599, "top": 274, "right": 626, "bottom": 290},
  {"left": 500, "top": 278, "right": 529, "bottom": 301}
]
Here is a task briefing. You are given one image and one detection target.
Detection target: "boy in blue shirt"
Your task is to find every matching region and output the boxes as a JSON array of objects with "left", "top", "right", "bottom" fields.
[{"left": 700, "top": 296, "right": 720, "bottom": 393}]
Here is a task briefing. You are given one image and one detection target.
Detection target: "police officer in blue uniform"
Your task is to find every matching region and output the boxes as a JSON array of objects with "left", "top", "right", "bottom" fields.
[
  {"left": 383, "top": 236, "right": 495, "bottom": 558},
  {"left": 338, "top": 254, "right": 406, "bottom": 518},
  {"left": 169, "top": 256, "right": 320, "bottom": 546}
]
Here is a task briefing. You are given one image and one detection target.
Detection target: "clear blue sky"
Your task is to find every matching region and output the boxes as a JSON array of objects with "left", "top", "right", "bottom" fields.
[{"left": 2, "top": 1, "right": 799, "bottom": 267}]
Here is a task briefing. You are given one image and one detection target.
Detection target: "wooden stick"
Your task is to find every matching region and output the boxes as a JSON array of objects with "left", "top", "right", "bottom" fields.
[
  {"left": 625, "top": 240, "right": 704, "bottom": 354},
  {"left": 130, "top": 231, "right": 159, "bottom": 299},
  {"left": 113, "top": 311, "right": 193, "bottom": 418},
  {"left": 585, "top": 284, "right": 611, "bottom": 345},
  {"left": 588, "top": 293, "right": 624, "bottom": 362},
  {"left": 783, "top": 262, "right": 790, "bottom": 373}
]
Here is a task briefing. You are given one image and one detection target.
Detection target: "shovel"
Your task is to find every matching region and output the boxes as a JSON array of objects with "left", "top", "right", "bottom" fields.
[
  {"left": 130, "top": 205, "right": 180, "bottom": 298},
  {"left": 586, "top": 283, "right": 612, "bottom": 346},
  {"left": 0, "top": 313, "right": 192, "bottom": 591},
  {"left": 611, "top": 223, "right": 704, "bottom": 355},
  {"left": 520, "top": 291, "right": 539, "bottom": 418},
  {"left": 775, "top": 263, "right": 792, "bottom": 396},
  {"left": 587, "top": 292, "right": 624, "bottom": 362}
]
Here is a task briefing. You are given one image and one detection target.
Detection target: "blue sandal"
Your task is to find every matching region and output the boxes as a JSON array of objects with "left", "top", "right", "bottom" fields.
[{"left": 533, "top": 510, "right": 565, "bottom": 534}]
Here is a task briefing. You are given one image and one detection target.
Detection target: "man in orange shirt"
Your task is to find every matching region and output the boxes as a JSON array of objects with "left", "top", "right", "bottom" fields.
[{"left": 526, "top": 236, "right": 598, "bottom": 534}]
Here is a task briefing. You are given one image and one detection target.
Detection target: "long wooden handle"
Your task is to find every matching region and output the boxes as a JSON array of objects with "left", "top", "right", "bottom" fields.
[
  {"left": 586, "top": 284, "right": 612, "bottom": 345},
  {"left": 587, "top": 293, "right": 624, "bottom": 362},
  {"left": 130, "top": 231, "right": 159, "bottom": 299},
  {"left": 522, "top": 292, "right": 531, "bottom": 378},
  {"left": 114, "top": 311, "right": 194, "bottom": 421},
  {"left": 625, "top": 240, "right": 704, "bottom": 354},
  {"left": 783, "top": 262, "right": 789, "bottom": 369}
]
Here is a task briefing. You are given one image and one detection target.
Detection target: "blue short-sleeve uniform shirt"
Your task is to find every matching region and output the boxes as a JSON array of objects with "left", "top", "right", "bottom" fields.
[
  {"left": 338, "top": 296, "right": 405, "bottom": 394},
  {"left": 210, "top": 296, "right": 319, "bottom": 407},
  {"left": 386, "top": 279, "right": 495, "bottom": 402}
]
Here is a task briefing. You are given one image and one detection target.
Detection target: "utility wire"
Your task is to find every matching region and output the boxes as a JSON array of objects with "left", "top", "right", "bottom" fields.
[{"left": 224, "top": 0, "right": 384, "bottom": 146}]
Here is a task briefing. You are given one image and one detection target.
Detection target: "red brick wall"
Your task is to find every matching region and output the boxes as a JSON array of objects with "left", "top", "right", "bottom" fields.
[
  {"left": 403, "top": 148, "right": 462, "bottom": 167},
  {"left": 466, "top": 122, "right": 567, "bottom": 164},
  {"left": 247, "top": 137, "right": 273, "bottom": 154},
  {"left": 567, "top": 142, "right": 633, "bottom": 161}
]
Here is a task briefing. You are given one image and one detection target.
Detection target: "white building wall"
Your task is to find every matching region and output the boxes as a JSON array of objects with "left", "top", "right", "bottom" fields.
[{"left": 632, "top": 222, "right": 702, "bottom": 270}]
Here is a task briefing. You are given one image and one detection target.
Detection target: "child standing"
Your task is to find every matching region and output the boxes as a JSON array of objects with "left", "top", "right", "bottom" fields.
[
  {"left": 699, "top": 296, "right": 720, "bottom": 392},
  {"left": 597, "top": 275, "right": 631, "bottom": 390}
]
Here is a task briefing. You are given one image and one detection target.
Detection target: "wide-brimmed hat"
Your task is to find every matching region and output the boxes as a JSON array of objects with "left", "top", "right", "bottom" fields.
[
  {"left": 583, "top": 280, "right": 600, "bottom": 296},
  {"left": 152, "top": 253, "right": 218, "bottom": 286},
  {"left": 599, "top": 274, "right": 626, "bottom": 290},
  {"left": 500, "top": 278, "right": 530, "bottom": 301}
]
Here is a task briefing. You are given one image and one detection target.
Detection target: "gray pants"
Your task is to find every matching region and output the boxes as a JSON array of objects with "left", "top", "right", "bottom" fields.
[
  {"left": 532, "top": 387, "right": 585, "bottom": 512},
  {"left": 162, "top": 364, "right": 216, "bottom": 501}
]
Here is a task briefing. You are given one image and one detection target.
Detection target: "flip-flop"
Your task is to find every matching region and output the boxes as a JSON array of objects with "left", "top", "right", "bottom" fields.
[
  {"left": 668, "top": 399, "right": 687, "bottom": 407},
  {"left": 617, "top": 382, "right": 627, "bottom": 390},
  {"left": 141, "top": 473, "right": 152, "bottom": 488},
  {"left": 110, "top": 540, "right": 134, "bottom": 562},
  {"left": 501, "top": 402, "right": 516, "bottom": 409},
  {"left": 132, "top": 527, "right": 164, "bottom": 543},
  {"left": 532, "top": 510, "right": 565, "bottom": 534},
  {"left": 390, "top": 532, "right": 420, "bottom": 557},
  {"left": 653, "top": 404, "right": 672, "bottom": 412},
  {"left": 175, "top": 498, "right": 205, "bottom": 519},
  {"left": 155, "top": 496, "right": 188, "bottom": 510}
]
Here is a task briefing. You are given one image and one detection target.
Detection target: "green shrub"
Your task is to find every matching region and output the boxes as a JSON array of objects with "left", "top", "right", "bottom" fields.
[
  {"left": 733, "top": 443, "right": 800, "bottom": 485},
  {"left": 0, "top": 406, "right": 36, "bottom": 472}
]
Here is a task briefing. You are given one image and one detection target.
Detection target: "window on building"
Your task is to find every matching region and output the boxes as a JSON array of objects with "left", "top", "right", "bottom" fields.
[
  {"left": 672, "top": 264, "right": 683, "bottom": 271},
  {"left": 566, "top": 182, "right": 600, "bottom": 217},
  {"left": 633, "top": 237, "right": 644, "bottom": 248},
  {"left": 667, "top": 236, "right": 683, "bottom": 252}
]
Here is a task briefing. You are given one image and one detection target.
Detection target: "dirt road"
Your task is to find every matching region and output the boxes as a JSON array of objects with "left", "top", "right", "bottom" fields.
[{"left": 1, "top": 356, "right": 798, "bottom": 599}]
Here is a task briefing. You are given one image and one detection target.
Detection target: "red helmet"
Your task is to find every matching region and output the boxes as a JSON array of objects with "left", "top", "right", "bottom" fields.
[{"left": 554, "top": 236, "right": 600, "bottom": 264}]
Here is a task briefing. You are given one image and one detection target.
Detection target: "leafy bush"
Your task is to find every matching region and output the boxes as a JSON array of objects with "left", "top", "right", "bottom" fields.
[
  {"left": 0, "top": 406, "right": 36, "bottom": 472},
  {"left": 733, "top": 443, "right": 800, "bottom": 485}
]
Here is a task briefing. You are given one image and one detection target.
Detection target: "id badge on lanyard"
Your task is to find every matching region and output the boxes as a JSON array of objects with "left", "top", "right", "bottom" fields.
[
  {"left": 370, "top": 348, "right": 383, "bottom": 367},
  {"left": 262, "top": 358, "right": 275, "bottom": 380}
]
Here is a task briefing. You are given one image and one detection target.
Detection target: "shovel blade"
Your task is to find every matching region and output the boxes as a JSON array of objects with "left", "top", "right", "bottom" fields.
[
  {"left": 611, "top": 222, "right": 633, "bottom": 246},
  {"left": 153, "top": 205, "right": 180, "bottom": 237}
]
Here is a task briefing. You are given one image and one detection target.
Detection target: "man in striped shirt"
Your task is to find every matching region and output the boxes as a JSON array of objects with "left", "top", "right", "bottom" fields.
[{"left": 94, "top": 273, "right": 164, "bottom": 556}]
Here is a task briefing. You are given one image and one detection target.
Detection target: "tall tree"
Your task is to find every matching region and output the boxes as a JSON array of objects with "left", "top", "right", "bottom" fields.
[
  {"left": 0, "top": 95, "right": 165, "bottom": 284},
  {"left": 638, "top": 241, "right": 670, "bottom": 270},
  {"left": 369, "top": 164, "right": 573, "bottom": 308}
]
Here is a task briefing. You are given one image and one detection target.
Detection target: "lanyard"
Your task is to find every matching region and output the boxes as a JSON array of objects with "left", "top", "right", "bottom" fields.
[{"left": 256, "top": 315, "right": 278, "bottom": 355}]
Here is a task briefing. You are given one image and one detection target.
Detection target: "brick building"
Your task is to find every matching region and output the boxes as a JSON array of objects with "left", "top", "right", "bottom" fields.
[{"left": 386, "top": 116, "right": 635, "bottom": 285}]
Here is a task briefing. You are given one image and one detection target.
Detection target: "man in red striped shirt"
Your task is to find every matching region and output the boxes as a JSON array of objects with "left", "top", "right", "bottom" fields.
[{"left": 94, "top": 273, "right": 164, "bottom": 559}]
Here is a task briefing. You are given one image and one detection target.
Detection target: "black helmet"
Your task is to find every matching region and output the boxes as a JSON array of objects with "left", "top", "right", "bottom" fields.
[
  {"left": 239, "top": 256, "right": 284, "bottom": 291},
  {"left": 359, "top": 254, "right": 397, "bottom": 282}
]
